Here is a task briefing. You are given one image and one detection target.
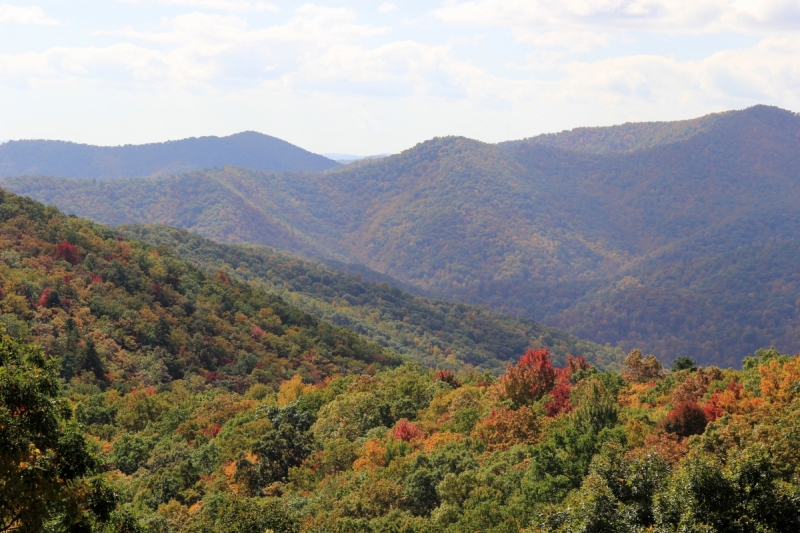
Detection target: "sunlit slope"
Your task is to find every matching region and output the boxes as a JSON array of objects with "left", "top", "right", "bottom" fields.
[{"left": 0, "top": 188, "right": 395, "bottom": 393}]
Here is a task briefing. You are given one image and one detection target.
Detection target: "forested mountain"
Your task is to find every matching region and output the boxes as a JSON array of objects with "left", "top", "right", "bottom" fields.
[
  {"left": 4, "top": 105, "right": 800, "bottom": 366},
  {"left": 3, "top": 158, "right": 800, "bottom": 532},
  {"left": 0, "top": 131, "right": 338, "bottom": 178},
  {"left": 118, "top": 225, "right": 622, "bottom": 373}
]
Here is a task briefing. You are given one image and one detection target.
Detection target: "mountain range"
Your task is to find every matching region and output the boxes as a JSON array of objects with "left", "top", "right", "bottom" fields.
[
  {"left": 0, "top": 131, "right": 338, "bottom": 178},
  {"left": 7, "top": 185, "right": 798, "bottom": 533},
  {"left": 3, "top": 104, "right": 799, "bottom": 366}
]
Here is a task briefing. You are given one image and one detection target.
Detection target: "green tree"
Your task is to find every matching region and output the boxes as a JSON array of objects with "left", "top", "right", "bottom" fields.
[
  {"left": 251, "top": 404, "right": 315, "bottom": 485},
  {"left": 654, "top": 448, "right": 800, "bottom": 532},
  {"left": 671, "top": 356, "right": 697, "bottom": 372},
  {"left": 0, "top": 332, "right": 116, "bottom": 532},
  {"left": 207, "top": 495, "right": 298, "bottom": 533},
  {"left": 112, "top": 433, "right": 154, "bottom": 475}
]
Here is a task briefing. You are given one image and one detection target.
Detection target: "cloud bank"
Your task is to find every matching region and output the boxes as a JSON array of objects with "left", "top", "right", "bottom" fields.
[{"left": 1, "top": 1, "right": 798, "bottom": 152}]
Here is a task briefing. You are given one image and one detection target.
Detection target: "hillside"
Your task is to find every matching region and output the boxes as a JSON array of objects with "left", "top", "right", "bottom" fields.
[
  {"left": 0, "top": 131, "right": 338, "bottom": 178},
  {"left": 0, "top": 188, "right": 398, "bottom": 398},
  {"left": 118, "top": 225, "right": 623, "bottom": 372},
  {"left": 4, "top": 105, "right": 800, "bottom": 366}
]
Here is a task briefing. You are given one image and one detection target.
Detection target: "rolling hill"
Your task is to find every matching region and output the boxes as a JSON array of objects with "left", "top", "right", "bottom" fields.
[
  {"left": 0, "top": 131, "right": 338, "bottom": 178},
  {"left": 4, "top": 105, "right": 799, "bottom": 366}
]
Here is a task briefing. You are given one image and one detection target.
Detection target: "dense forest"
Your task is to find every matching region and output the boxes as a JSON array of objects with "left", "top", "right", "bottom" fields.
[
  {"left": 0, "top": 132, "right": 338, "bottom": 179},
  {"left": 118, "top": 225, "right": 623, "bottom": 373},
  {"left": 5, "top": 105, "right": 800, "bottom": 366},
  {"left": 3, "top": 190, "right": 800, "bottom": 532}
]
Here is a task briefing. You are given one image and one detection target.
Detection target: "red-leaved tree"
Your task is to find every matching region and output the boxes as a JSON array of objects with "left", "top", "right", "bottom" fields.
[
  {"left": 37, "top": 287, "right": 60, "bottom": 308},
  {"left": 54, "top": 241, "right": 80, "bottom": 265},
  {"left": 661, "top": 401, "right": 709, "bottom": 437},
  {"left": 500, "top": 349, "right": 556, "bottom": 408},
  {"left": 547, "top": 370, "right": 573, "bottom": 417},
  {"left": 546, "top": 355, "right": 591, "bottom": 417},
  {"left": 434, "top": 369, "right": 461, "bottom": 388},
  {"left": 393, "top": 420, "right": 422, "bottom": 442}
]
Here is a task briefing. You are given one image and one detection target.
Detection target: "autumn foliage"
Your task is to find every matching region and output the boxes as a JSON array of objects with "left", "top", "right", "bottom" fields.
[
  {"left": 54, "top": 240, "right": 80, "bottom": 265},
  {"left": 661, "top": 401, "right": 709, "bottom": 437},
  {"left": 622, "top": 349, "right": 664, "bottom": 383},
  {"left": 500, "top": 348, "right": 556, "bottom": 408},
  {"left": 393, "top": 420, "right": 422, "bottom": 442},
  {"left": 471, "top": 405, "right": 539, "bottom": 451},
  {"left": 5, "top": 189, "right": 800, "bottom": 532},
  {"left": 434, "top": 369, "right": 461, "bottom": 388}
]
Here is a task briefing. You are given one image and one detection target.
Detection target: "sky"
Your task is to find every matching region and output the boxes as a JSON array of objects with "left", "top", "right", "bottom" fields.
[{"left": 1, "top": 1, "right": 799, "bottom": 154}]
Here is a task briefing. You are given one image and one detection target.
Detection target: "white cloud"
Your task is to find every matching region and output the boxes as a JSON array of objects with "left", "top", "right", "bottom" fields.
[
  {"left": 4, "top": 2, "right": 800, "bottom": 111},
  {"left": 529, "top": 34, "right": 800, "bottom": 112},
  {"left": 0, "top": 44, "right": 168, "bottom": 81},
  {"left": 378, "top": 2, "right": 397, "bottom": 13},
  {"left": 2, "top": 1, "right": 800, "bottom": 152},
  {"left": 157, "top": 0, "right": 279, "bottom": 12},
  {"left": 515, "top": 30, "right": 612, "bottom": 52},
  {"left": 120, "top": 0, "right": 279, "bottom": 12},
  {"left": 431, "top": 0, "right": 800, "bottom": 34},
  {"left": 0, "top": 4, "right": 59, "bottom": 25},
  {"left": 2, "top": 6, "right": 430, "bottom": 92}
]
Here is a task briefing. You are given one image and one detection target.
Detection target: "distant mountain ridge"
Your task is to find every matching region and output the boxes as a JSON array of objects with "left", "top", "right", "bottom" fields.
[
  {"left": 505, "top": 109, "right": 730, "bottom": 153},
  {"left": 4, "top": 105, "right": 800, "bottom": 366},
  {"left": 0, "top": 131, "right": 338, "bottom": 178}
]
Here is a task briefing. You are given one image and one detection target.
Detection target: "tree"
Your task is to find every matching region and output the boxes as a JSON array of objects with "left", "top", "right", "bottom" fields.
[
  {"left": 0, "top": 332, "right": 115, "bottom": 532},
  {"left": 661, "top": 401, "right": 708, "bottom": 438},
  {"left": 500, "top": 349, "right": 556, "bottom": 408},
  {"left": 622, "top": 349, "right": 663, "bottom": 383},
  {"left": 81, "top": 338, "right": 106, "bottom": 382},
  {"left": 54, "top": 241, "right": 80, "bottom": 265},
  {"left": 153, "top": 316, "right": 171, "bottom": 348},
  {"left": 251, "top": 404, "right": 316, "bottom": 486},
  {"left": 671, "top": 356, "right": 697, "bottom": 372},
  {"left": 208, "top": 496, "right": 298, "bottom": 533},
  {"left": 112, "top": 433, "right": 153, "bottom": 475},
  {"left": 654, "top": 449, "right": 800, "bottom": 532}
]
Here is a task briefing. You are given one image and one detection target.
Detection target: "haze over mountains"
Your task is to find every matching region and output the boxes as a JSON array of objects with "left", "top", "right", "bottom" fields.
[
  {"left": 0, "top": 131, "right": 338, "bottom": 178},
  {"left": 3, "top": 104, "right": 799, "bottom": 367}
]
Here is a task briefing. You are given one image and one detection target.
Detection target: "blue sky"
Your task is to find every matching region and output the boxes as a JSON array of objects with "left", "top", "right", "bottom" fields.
[{"left": 1, "top": 1, "right": 799, "bottom": 154}]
